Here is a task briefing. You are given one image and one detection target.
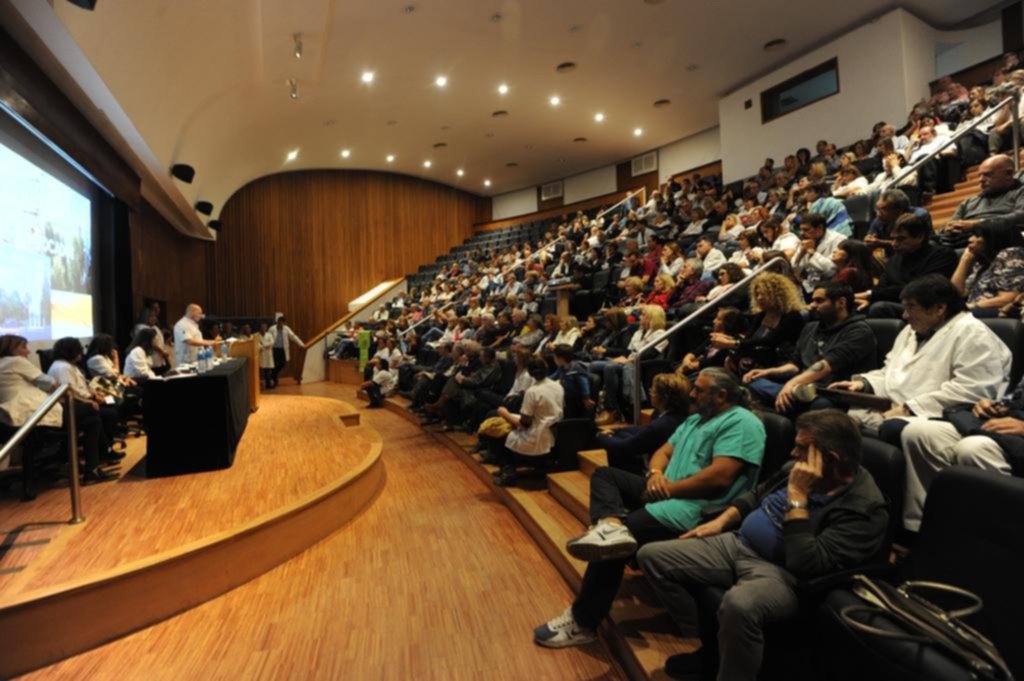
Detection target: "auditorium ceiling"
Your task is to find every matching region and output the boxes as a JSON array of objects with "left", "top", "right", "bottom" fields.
[{"left": 0, "top": 0, "right": 1005, "bottom": 238}]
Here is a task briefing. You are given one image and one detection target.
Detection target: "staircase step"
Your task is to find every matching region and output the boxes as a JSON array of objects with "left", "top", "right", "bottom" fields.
[
  {"left": 579, "top": 449, "right": 608, "bottom": 477},
  {"left": 548, "top": 470, "right": 592, "bottom": 525}
]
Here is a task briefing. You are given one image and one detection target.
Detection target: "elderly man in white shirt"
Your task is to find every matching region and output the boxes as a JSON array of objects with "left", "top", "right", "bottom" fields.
[
  {"left": 830, "top": 275, "right": 1011, "bottom": 441},
  {"left": 173, "top": 303, "right": 218, "bottom": 366}
]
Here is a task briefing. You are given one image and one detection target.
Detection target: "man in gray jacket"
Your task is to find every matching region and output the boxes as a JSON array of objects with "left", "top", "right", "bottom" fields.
[{"left": 637, "top": 410, "right": 888, "bottom": 681}]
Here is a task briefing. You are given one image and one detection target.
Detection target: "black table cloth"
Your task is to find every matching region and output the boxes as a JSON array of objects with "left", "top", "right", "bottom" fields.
[{"left": 144, "top": 357, "right": 250, "bottom": 477}]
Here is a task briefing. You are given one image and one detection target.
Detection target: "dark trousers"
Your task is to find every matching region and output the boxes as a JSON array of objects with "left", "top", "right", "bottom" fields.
[
  {"left": 271, "top": 348, "right": 287, "bottom": 385},
  {"left": 572, "top": 466, "right": 679, "bottom": 629},
  {"left": 68, "top": 401, "right": 103, "bottom": 470},
  {"left": 366, "top": 382, "right": 384, "bottom": 407}
]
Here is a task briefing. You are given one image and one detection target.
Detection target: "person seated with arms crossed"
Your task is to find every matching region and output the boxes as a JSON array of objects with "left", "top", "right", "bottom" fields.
[
  {"left": 899, "top": 374, "right": 1024, "bottom": 532},
  {"left": 597, "top": 373, "right": 691, "bottom": 475},
  {"left": 854, "top": 212, "right": 957, "bottom": 318},
  {"left": 533, "top": 368, "right": 765, "bottom": 649},
  {"left": 637, "top": 410, "right": 888, "bottom": 681},
  {"left": 831, "top": 275, "right": 1011, "bottom": 444},
  {"left": 744, "top": 282, "right": 876, "bottom": 414}
]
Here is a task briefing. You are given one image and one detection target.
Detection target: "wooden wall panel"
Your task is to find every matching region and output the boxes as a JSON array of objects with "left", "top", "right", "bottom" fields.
[
  {"left": 616, "top": 160, "right": 659, "bottom": 196},
  {"left": 475, "top": 189, "right": 634, "bottom": 233},
  {"left": 130, "top": 199, "right": 211, "bottom": 326},
  {"left": 209, "top": 170, "right": 490, "bottom": 340}
]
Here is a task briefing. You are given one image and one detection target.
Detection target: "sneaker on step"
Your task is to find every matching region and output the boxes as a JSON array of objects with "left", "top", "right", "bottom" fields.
[
  {"left": 566, "top": 520, "right": 638, "bottom": 562},
  {"left": 533, "top": 606, "right": 597, "bottom": 648}
]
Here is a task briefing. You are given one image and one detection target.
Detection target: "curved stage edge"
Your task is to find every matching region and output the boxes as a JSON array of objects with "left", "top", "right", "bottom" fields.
[{"left": 0, "top": 404, "right": 385, "bottom": 678}]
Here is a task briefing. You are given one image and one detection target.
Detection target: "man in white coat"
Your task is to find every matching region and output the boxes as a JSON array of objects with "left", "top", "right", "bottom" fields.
[
  {"left": 830, "top": 274, "right": 1011, "bottom": 441},
  {"left": 267, "top": 314, "right": 305, "bottom": 388}
]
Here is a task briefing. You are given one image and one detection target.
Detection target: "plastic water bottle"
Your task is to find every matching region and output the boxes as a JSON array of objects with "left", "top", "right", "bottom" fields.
[{"left": 197, "top": 346, "right": 206, "bottom": 373}]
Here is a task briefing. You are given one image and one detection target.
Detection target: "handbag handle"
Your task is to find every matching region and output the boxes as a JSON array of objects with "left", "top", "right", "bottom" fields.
[
  {"left": 901, "top": 581, "right": 983, "bottom": 619},
  {"left": 839, "top": 604, "right": 933, "bottom": 642}
]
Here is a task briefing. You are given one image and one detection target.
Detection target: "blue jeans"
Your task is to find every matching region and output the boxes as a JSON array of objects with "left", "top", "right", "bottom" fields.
[{"left": 590, "top": 360, "right": 626, "bottom": 414}]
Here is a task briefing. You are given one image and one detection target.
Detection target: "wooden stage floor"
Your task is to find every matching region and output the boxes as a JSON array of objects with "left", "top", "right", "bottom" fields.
[
  {"left": 0, "top": 394, "right": 373, "bottom": 598},
  {"left": 10, "top": 383, "right": 624, "bottom": 680}
]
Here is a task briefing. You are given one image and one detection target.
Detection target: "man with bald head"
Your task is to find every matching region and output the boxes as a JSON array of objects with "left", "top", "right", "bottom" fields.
[
  {"left": 939, "top": 154, "right": 1024, "bottom": 248},
  {"left": 173, "top": 303, "right": 218, "bottom": 366}
]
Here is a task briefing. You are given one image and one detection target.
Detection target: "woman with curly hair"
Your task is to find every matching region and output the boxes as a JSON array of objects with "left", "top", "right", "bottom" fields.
[{"left": 710, "top": 272, "right": 805, "bottom": 373}]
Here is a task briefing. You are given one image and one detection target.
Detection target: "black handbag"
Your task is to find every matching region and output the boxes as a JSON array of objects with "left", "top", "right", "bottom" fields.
[{"left": 840, "top": 575, "right": 1014, "bottom": 680}]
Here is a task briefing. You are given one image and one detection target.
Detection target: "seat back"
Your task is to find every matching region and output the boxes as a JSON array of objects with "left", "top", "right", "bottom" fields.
[
  {"left": 858, "top": 436, "right": 904, "bottom": 552},
  {"left": 760, "top": 412, "right": 795, "bottom": 481},
  {"left": 550, "top": 417, "right": 596, "bottom": 471},
  {"left": 495, "top": 359, "right": 516, "bottom": 395},
  {"left": 980, "top": 318, "right": 1024, "bottom": 387},
  {"left": 913, "top": 468, "right": 1024, "bottom": 678},
  {"left": 866, "top": 319, "right": 904, "bottom": 369},
  {"left": 36, "top": 349, "right": 55, "bottom": 374}
]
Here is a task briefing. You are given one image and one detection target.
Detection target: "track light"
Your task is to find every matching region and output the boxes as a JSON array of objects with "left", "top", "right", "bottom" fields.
[
  {"left": 171, "top": 163, "right": 195, "bottom": 183},
  {"left": 293, "top": 33, "right": 303, "bottom": 59},
  {"left": 195, "top": 201, "right": 214, "bottom": 216}
]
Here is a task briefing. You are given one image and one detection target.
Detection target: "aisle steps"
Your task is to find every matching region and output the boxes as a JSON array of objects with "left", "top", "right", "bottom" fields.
[{"left": 376, "top": 392, "right": 693, "bottom": 680}]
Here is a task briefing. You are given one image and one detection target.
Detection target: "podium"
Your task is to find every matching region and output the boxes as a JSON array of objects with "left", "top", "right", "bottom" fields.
[{"left": 228, "top": 338, "right": 261, "bottom": 411}]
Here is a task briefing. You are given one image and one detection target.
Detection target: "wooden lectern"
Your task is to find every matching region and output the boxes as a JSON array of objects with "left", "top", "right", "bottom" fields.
[{"left": 228, "top": 338, "right": 261, "bottom": 411}]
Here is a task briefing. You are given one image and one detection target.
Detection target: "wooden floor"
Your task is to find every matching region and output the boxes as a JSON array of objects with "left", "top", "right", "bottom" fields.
[
  {"left": 20, "top": 383, "right": 624, "bottom": 680},
  {"left": 0, "top": 394, "right": 371, "bottom": 598}
]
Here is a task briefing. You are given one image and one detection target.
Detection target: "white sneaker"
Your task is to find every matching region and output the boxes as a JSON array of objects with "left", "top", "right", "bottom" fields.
[
  {"left": 533, "top": 606, "right": 597, "bottom": 648},
  {"left": 566, "top": 521, "right": 638, "bottom": 562}
]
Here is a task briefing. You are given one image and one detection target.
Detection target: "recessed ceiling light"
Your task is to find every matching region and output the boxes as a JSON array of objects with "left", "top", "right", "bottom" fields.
[
  {"left": 569, "top": 24, "right": 583, "bottom": 33},
  {"left": 323, "top": 119, "right": 336, "bottom": 126},
  {"left": 286, "top": 149, "right": 299, "bottom": 163},
  {"left": 341, "top": 149, "right": 351, "bottom": 158},
  {"left": 386, "top": 154, "right": 395, "bottom": 163},
  {"left": 361, "top": 71, "right": 375, "bottom": 84},
  {"left": 404, "top": 4, "right": 416, "bottom": 14},
  {"left": 498, "top": 83, "right": 509, "bottom": 95},
  {"left": 386, "top": 120, "right": 398, "bottom": 126},
  {"left": 492, "top": 110, "right": 509, "bottom": 117},
  {"left": 594, "top": 112, "right": 605, "bottom": 122},
  {"left": 764, "top": 38, "right": 787, "bottom": 52},
  {"left": 435, "top": 75, "right": 448, "bottom": 88},
  {"left": 432, "top": 142, "right": 448, "bottom": 149},
  {"left": 484, "top": 179, "right": 492, "bottom": 187},
  {"left": 632, "top": 40, "right": 644, "bottom": 48},
  {"left": 573, "top": 137, "right": 588, "bottom": 143},
  {"left": 633, "top": 127, "right": 643, "bottom": 137},
  {"left": 685, "top": 64, "right": 700, "bottom": 72},
  {"left": 440, "top": 125, "right": 452, "bottom": 131},
  {"left": 550, "top": 95, "right": 561, "bottom": 106},
  {"left": 288, "top": 78, "right": 298, "bottom": 100},
  {"left": 490, "top": 13, "right": 502, "bottom": 22},
  {"left": 456, "top": 169, "right": 465, "bottom": 177},
  {"left": 292, "top": 33, "right": 303, "bottom": 59},
  {"left": 653, "top": 99, "right": 672, "bottom": 108},
  {"left": 506, "top": 162, "right": 518, "bottom": 167},
  {"left": 484, "top": 132, "right": 495, "bottom": 138},
  {"left": 555, "top": 62, "right": 577, "bottom": 73},
  {"left": 423, "top": 160, "right": 432, "bottom": 168}
]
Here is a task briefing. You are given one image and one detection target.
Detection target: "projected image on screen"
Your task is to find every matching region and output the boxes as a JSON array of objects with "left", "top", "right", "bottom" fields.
[{"left": 0, "top": 142, "right": 93, "bottom": 341}]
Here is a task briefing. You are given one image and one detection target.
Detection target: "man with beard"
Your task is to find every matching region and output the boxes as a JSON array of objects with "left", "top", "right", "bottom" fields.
[{"left": 741, "top": 282, "right": 875, "bottom": 413}]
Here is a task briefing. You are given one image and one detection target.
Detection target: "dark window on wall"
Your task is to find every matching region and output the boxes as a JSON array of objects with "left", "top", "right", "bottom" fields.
[{"left": 760, "top": 58, "right": 840, "bottom": 123}]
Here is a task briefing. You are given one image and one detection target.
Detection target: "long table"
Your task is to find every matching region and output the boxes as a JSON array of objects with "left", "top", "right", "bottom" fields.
[{"left": 144, "top": 357, "right": 251, "bottom": 478}]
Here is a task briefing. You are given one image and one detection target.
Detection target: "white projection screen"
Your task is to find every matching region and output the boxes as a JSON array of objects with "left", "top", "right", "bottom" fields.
[{"left": 0, "top": 138, "right": 95, "bottom": 341}]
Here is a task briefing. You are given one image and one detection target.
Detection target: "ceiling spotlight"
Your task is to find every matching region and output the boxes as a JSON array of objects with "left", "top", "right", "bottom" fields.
[
  {"left": 550, "top": 95, "right": 561, "bottom": 106},
  {"left": 293, "top": 33, "right": 303, "bottom": 59},
  {"left": 633, "top": 127, "right": 643, "bottom": 137},
  {"left": 763, "top": 38, "right": 788, "bottom": 52},
  {"left": 498, "top": 83, "right": 509, "bottom": 95},
  {"left": 286, "top": 148, "right": 299, "bottom": 163},
  {"left": 361, "top": 71, "right": 375, "bottom": 84},
  {"left": 423, "top": 160, "right": 432, "bottom": 168},
  {"left": 404, "top": 4, "right": 416, "bottom": 14},
  {"left": 341, "top": 149, "right": 351, "bottom": 158},
  {"left": 484, "top": 179, "right": 492, "bottom": 187},
  {"left": 594, "top": 112, "right": 605, "bottom": 122},
  {"left": 386, "top": 154, "right": 395, "bottom": 163},
  {"left": 456, "top": 169, "right": 465, "bottom": 177},
  {"left": 288, "top": 78, "right": 298, "bottom": 100},
  {"left": 435, "top": 75, "right": 448, "bottom": 88}
]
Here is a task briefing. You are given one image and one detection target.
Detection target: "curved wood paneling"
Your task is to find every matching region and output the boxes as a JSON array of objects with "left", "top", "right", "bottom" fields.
[{"left": 208, "top": 170, "right": 490, "bottom": 340}]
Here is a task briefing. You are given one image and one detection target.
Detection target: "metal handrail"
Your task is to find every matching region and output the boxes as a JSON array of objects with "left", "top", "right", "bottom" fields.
[
  {"left": 0, "top": 383, "right": 84, "bottom": 524},
  {"left": 891, "top": 93, "right": 1020, "bottom": 188},
  {"left": 597, "top": 188, "right": 646, "bottom": 220},
  {"left": 631, "top": 256, "right": 788, "bottom": 423}
]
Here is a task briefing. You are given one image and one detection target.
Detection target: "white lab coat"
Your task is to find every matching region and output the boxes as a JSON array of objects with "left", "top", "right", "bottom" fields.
[
  {"left": 266, "top": 324, "right": 304, "bottom": 362},
  {"left": 259, "top": 332, "right": 275, "bottom": 369},
  {"left": 856, "top": 312, "right": 1011, "bottom": 418}
]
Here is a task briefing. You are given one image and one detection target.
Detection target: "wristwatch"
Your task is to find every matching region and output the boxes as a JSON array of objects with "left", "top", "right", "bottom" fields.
[
  {"left": 645, "top": 469, "right": 662, "bottom": 479},
  {"left": 787, "top": 498, "right": 808, "bottom": 511}
]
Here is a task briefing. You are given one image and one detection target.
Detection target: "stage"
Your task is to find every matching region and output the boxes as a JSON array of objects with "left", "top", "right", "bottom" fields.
[{"left": 0, "top": 394, "right": 385, "bottom": 677}]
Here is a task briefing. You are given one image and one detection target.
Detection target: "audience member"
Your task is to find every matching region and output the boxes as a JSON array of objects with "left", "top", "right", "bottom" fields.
[
  {"left": 938, "top": 154, "right": 1024, "bottom": 248},
  {"left": 791, "top": 213, "right": 845, "bottom": 294},
  {"left": 598, "top": 373, "right": 690, "bottom": 474},
  {"left": 951, "top": 223, "right": 1024, "bottom": 315}
]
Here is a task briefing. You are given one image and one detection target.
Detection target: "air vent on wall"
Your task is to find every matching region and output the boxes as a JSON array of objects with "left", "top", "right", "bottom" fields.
[
  {"left": 541, "top": 181, "right": 564, "bottom": 201},
  {"left": 631, "top": 151, "right": 658, "bottom": 177}
]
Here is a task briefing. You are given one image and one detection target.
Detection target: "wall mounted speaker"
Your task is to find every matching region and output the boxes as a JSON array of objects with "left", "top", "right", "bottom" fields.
[
  {"left": 208, "top": 220, "right": 223, "bottom": 231},
  {"left": 66, "top": 0, "right": 98, "bottom": 9},
  {"left": 171, "top": 164, "right": 195, "bottom": 183},
  {"left": 195, "top": 201, "right": 213, "bottom": 215}
]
